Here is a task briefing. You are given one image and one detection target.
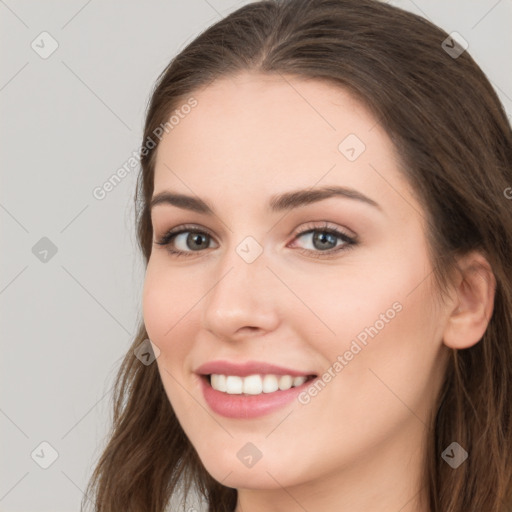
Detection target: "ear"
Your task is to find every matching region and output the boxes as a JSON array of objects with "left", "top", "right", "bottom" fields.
[{"left": 442, "top": 251, "right": 496, "bottom": 350}]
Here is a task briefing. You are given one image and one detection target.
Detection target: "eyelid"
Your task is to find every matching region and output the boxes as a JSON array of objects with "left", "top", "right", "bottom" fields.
[
  {"left": 290, "top": 220, "right": 357, "bottom": 241},
  {"left": 155, "top": 221, "right": 355, "bottom": 241}
]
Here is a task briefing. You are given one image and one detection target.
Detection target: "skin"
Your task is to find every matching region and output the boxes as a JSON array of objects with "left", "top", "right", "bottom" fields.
[{"left": 142, "top": 71, "right": 495, "bottom": 512}]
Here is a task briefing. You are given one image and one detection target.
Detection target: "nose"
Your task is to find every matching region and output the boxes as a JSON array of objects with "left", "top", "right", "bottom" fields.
[{"left": 201, "top": 242, "right": 281, "bottom": 341}]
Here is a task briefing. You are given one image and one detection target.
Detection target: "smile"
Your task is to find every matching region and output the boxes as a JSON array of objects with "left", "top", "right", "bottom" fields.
[{"left": 199, "top": 373, "right": 318, "bottom": 419}]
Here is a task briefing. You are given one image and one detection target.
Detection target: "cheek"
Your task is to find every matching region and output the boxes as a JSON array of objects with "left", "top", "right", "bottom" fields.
[
  {"left": 293, "top": 259, "right": 427, "bottom": 359},
  {"left": 142, "top": 261, "right": 202, "bottom": 415},
  {"left": 142, "top": 266, "right": 168, "bottom": 344},
  {"left": 309, "top": 232, "right": 441, "bottom": 385},
  {"left": 319, "top": 264, "right": 443, "bottom": 431},
  {"left": 142, "top": 260, "right": 198, "bottom": 363}
]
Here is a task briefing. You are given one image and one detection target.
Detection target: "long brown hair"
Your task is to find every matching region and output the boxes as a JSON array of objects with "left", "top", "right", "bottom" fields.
[{"left": 82, "top": 1, "right": 512, "bottom": 510}]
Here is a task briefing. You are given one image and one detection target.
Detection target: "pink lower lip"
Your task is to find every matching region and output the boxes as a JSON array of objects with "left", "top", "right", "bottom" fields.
[{"left": 199, "top": 375, "right": 315, "bottom": 419}]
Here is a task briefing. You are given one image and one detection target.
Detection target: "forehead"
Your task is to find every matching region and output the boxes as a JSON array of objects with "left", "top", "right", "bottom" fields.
[
  {"left": 158, "top": 72, "right": 379, "bottom": 152},
  {"left": 152, "top": 71, "right": 415, "bottom": 220}
]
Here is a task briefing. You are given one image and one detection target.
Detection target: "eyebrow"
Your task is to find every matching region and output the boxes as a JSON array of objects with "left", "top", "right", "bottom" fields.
[{"left": 150, "top": 185, "right": 382, "bottom": 214}]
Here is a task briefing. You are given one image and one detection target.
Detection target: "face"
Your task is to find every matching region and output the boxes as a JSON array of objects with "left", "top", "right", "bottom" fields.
[{"left": 142, "top": 72, "right": 451, "bottom": 492}]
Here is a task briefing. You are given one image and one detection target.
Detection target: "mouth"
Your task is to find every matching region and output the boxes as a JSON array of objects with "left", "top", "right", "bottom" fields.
[{"left": 202, "top": 373, "right": 317, "bottom": 396}]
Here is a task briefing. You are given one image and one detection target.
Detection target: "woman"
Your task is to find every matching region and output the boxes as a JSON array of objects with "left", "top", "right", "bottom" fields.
[{"left": 83, "top": 0, "right": 512, "bottom": 511}]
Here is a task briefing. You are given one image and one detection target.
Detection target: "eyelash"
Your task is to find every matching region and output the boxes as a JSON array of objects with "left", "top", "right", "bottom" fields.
[{"left": 154, "top": 222, "right": 358, "bottom": 260}]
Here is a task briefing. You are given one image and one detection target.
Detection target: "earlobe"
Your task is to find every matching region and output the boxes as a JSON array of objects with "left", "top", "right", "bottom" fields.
[{"left": 442, "top": 251, "right": 496, "bottom": 350}]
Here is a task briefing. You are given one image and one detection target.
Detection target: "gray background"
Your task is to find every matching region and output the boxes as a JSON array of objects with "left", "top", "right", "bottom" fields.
[{"left": 1, "top": 1, "right": 511, "bottom": 511}]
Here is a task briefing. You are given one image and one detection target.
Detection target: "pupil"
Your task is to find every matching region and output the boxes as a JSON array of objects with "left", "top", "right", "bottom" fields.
[
  {"left": 314, "top": 231, "right": 336, "bottom": 250},
  {"left": 189, "top": 233, "right": 208, "bottom": 250}
]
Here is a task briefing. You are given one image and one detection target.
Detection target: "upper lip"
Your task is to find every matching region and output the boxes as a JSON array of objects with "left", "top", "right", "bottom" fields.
[{"left": 195, "top": 360, "right": 317, "bottom": 377}]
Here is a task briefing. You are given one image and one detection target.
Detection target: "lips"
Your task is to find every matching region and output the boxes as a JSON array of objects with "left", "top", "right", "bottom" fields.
[
  {"left": 195, "top": 360, "right": 317, "bottom": 378},
  {"left": 198, "top": 372, "right": 317, "bottom": 419}
]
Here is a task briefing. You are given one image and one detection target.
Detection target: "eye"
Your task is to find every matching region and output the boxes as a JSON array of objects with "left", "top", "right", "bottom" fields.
[
  {"left": 154, "top": 224, "right": 217, "bottom": 257},
  {"left": 289, "top": 221, "right": 358, "bottom": 259},
  {"left": 154, "top": 221, "right": 358, "bottom": 259}
]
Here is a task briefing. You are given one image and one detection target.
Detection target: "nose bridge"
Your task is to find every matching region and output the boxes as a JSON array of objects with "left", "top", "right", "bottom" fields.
[{"left": 201, "top": 235, "right": 279, "bottom": 336}]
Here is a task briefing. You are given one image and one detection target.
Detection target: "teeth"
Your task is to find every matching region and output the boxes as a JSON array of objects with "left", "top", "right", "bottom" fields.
[
  {"left": 209, "top": 374, "right": 310, "bottom": 395},
  {"left": 225, "top": 375, "right": 243, "bottom": 394},
  {"left": 262, "top": 374, "right": 279, "bottom": 393},
  {"left": 293, "top": 376, "right": 307, "bottom": 387},
  {"left": 243, "top": 375, "right": 262, "bottom": 395},
  {"left": 210, "top": 374, "right": 227, "bottom": 392},
  {"left": 278, "top": 375, "right": 293, "bottom": 391}
]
